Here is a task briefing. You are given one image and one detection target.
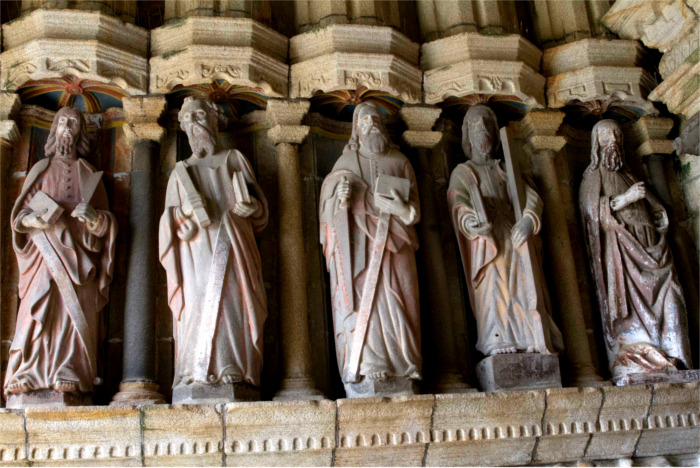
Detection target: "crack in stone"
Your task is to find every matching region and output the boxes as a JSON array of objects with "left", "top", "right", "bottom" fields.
[
  {"left": 582, "top": 387, "right": 605, "bottom": 461},
  {"left": 139, "top": 408, "right": 145, "bottom": 466},
  {"left": 221, "top": 404, "right": 227, "bottom": 467},
  {"left": 530, "top": 390, "right": 548, "bottom": 465},
  {"left": 23, "top": 410, "right": 31, "bottom": 467},
  {"left": 422, "top": 396, "right": 437, "bottom": 467},
  {"left": 331, "top": 401, "right": 339, "bottom": 466},
  {"left": 633, "top": 386, "right": 655, "bottom": 457}
]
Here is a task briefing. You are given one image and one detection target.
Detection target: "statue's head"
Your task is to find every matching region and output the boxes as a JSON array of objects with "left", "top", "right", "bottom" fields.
[
  {"left": 346, "top": 102, "right": 391, "bottom": 156},
  {"left": 179, "top": 97, "right": 221, "bottom": 158},
  {"left": 45, "top": 107, "right": 89, "bottom": 159},
  {"left": 462, "top": 104, "right": 500, "bottom": 162},
  {"left": 589, "top": 119, "right": 625, "bottom": 172}
]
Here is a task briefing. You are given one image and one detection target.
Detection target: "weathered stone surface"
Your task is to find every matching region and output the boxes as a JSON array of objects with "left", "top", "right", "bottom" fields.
[
  {"left": 613, "top": 370, "right": 700, "bottom": 386},
  {"left": 24, "top": 406, "right": 141, "bottom": 464},
  {"left": 476, "top": 354, "right": 562, "bottom": 392},
  {"left": 636, "top": 383, "right": 700, "bottom": 457},
  {"left": 225, "top": 400, "right": 335, "bottom": 466},
  {"left": 586, "top": 385, "right": 653, "bottom": 459},
  {"left": 0, "top": 410, "right": 26, "bottom": 464},
  {"left": 143, "top": 404, "right": 223, "bottom": 466},
  {"left": 534, "top": 387, "right": 603, "bottom": 463},
  {"left": 6, "top": 390, "right": 91, "bottom": 409},
  {"left": 542, "top": 39, "right": 643, "bottom": 77},
  {"left": 426, "top": 391, "right": 545, "bottom": 466},
  {"left": 336, "top": 395, "right": 434, "bottom": 467},
  {"left": 344, "top": 377, "right": 418, "bottom": 399}
]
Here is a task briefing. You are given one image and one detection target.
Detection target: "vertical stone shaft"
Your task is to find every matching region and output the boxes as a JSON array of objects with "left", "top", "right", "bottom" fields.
[
  {"left": 273, "top": 141, "right": 322, "bottom": 399},
  {"left": 530, "top": 148, "right": 605, "bottom": 386},
  {"left": 0, "top": 137, "right": 11, "bottom": 408}
]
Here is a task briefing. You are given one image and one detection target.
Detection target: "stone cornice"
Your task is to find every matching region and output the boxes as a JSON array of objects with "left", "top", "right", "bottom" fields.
[{"left": 0, "top": 383, "right": 696, "bottom": 466}]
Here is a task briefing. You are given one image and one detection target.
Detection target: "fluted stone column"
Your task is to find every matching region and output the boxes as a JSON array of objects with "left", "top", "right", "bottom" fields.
[
  {"left": 267, "top": 100, "right": 324, "bottom": 401},
  {"left": 0, "top": 93, "right": 22, "bottom": 408},
  {"left": 111, "top": 96, "right": 167, "bottom": 406},
  {"left": 401, "top": 105, "right": 474, "bottom": 393},
  {"left": 521, "top": 110, "right": 606, "bottom": 387}
]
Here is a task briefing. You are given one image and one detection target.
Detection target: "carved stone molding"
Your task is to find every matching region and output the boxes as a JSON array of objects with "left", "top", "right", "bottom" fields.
[
  {"left": 0, "top": 40, "right": 148, "bottom": 94},
  {"left": 424, "top": 59, "right": 545, "bottom": 107},
  {"left": 648, "top": 61, "right": 700, "bottom": 119},
  {"left": 1, "top": 9, "right": 148, "bottom": 57},
  {"left": 400, "top": 105, "right": 442, "bottom": 148},
  {"left": 542, "top": 39, "right": 645, "bottom": 77},
  {"left": 659, "top": 24, "right": 699, "bottom": 80},
  {"left": 150, "top": 46, "right": 287, "bottom": 97},
  {"left": 151, "top": 17, "right": 288, "bottom": 63},
  {"left": 0, "top": 93, "right": 22, "bottom": 121},
  {"left": 291, "top": 53, "right": 421, "bottom": 103}
]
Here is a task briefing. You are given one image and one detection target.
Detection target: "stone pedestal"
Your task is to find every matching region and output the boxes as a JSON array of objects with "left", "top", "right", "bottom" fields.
[
  {"left": 476, "top": 354, "right": 562, "bottom": 392},
  {"left": 6, "top": 390, "right": 91, "bottom": 409},
  {"left": 172, "top": 382, "right": 260, "bottom": 405},
  {"left": 344, "top": 377, "right": 418, "bottom": 399},
  {"left": 111, "top": 382, "right": 165, "bottom": 407},
  {"left": 612, "top": 369, "right": 700, "bottom": 387}
]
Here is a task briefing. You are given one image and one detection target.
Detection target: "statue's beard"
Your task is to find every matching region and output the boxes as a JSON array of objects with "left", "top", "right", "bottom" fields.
[
  {"left": 56, "top": 130, "right": 76, "bottom": 158},
  {"left": 601, "top": 144, "right": 623, "bottom": 171},
  {"left": 359, "top": 128, "right": 389, "bottom": 156},
  {"left": 468, "top": 131, "right": 494, "bottom": 158},
  {"left": 187, "top": 122, "right": 216, "bottom": 158}
]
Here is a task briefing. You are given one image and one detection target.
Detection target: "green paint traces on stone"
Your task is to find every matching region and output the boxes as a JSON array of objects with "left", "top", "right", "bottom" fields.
[
  {"left": 679, "top": 161, "right": 693, "bottom": 181},
  {"left": 685, "top": 48, "right": 699, "bottom": 65},
  {"left": 161, "top": 49, "right": 186, "bottom": 60},
  {"left": 681, "top": 75, "right": 699, "bottom": 102}
]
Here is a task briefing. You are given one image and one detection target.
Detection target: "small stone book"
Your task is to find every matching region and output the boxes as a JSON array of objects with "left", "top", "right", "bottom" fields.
[
  {"left": 28, "top": 190, "right": 64, "bottom": 224},
  {"left": 374, "top": 174, "right": 410, "bottom": 203},
  {"left": 233, "top": 171, "right": 251, "bottom": 204}
]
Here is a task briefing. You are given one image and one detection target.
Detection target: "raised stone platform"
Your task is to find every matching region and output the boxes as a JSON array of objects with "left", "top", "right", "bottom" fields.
[
  {"left": 613, "top": 369, "right": 700, "bottom": 386},
  {"left": 5, "top": 389, "right": 91, "bottom": 409},
  {"left": 477, "top": 353, "right": 562, "bottom": 392},
  {"left": 172, "top": 381, "right": 260, "bottom": 404},
  {"left": 344, "top": 376, "right": 418, "bottom": 398}
]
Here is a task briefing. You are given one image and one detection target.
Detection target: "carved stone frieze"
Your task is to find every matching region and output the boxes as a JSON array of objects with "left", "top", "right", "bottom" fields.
[
  {"left": 150, "top": 46, "right": 287, "bottom": 96},
  {"left": 0, "top": 40, "right": 148, "bottom": 94},
  {"left": 290, "top": 53, "right": 421, "bottom": 103},
  {"left": 649, "top": 61, "right": 700, "bottom": 119},
  {"left": 151, "top": 17, "right": 288, "bottom": 62},
  {"left": 423, "top": 59, "right": 545, "bottom": 107}
]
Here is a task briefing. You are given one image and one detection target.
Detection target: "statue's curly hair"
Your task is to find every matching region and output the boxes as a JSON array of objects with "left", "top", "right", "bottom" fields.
[{"left": 44, "top": 107, "right": 90, "bottom": 158}]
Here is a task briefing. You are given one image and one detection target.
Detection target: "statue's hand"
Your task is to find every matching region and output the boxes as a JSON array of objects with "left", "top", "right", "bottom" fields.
[
  {"left": 22, "top": 209, "right": 50, "bottom": 230},
  {"left": 337, "top": 176, "right": 351, "bottom": 202},
  {"left": 463, "top": 215, "right": 492, "bottom": 236},
  {"left": 611, "top": 182, "right": 645, "bottom": 211},
  {"left": 71, "top": 203, "right": 98, "bottom": 225},
  {"left": 511, "top": 216, "right": 534, "bottom": 248},
  {"left": 233, "top": 199, "right": 259, "bottom": 218},
  {"left": 375, "top": 189, "right": 411, "bottom": 219},
  {"left": 175, "top": 207, "right": 197, "bottom": 241}
]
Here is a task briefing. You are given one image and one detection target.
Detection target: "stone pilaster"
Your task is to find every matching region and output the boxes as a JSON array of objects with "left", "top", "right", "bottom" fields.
[
  {"left": 400, "top": 105, "right": 474, "bottom": 394},
  {"left": 521, "top": 110, "right": 607, "bottom": 387},
  {"left": 111, "top": 96, "right": 166, "bottom": 406},
  {"left": 267, "top": 99, "right": 324, "bottom": 401}
]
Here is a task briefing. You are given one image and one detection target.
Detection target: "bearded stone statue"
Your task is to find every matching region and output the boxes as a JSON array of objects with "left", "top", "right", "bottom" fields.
[
  {"left": 4, "top": 107, "right": 117, "bottom": 408},
  {"left": 580, "top": 119, "right": 694, "bottom": 385},
  {"left": 319, "top": 102, "right": 422, "bottom": 398},
  {"left": 159, "top": 97, "right": 269, "bottom": 403}
]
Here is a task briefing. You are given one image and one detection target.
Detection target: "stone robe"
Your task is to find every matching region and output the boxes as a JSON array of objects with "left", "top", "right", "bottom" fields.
[
  {"left": 5, "top": 157, "right": 116, "bottom": 394},
  {"left": 448, "top": 160, "right": 563, "bottom": 356},
  {"left": 579, "top": 167, "right": 692, "bottom": 374},
  {"left": 320, "top": 148, "right": 422, "bottom": 382},
  {"left": 159, "top": 149, "right": 269, "bottom": 388}
]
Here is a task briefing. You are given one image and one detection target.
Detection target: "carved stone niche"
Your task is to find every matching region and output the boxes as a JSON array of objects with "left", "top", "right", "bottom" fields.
[
  {"left": 421, "top": 32, "right": 545, "bottom": 107},
  {"left": 149, "top": 17, "right": 288, "bottom": 96},
  {"left": 0, "top": 9, "right": 148, "bottom": 94},
  {"left": 290, "top": 24, "right": 422, "bottom": 103},
  {"left": 543, "top": 38, "right": 656, "bottom": 109}
]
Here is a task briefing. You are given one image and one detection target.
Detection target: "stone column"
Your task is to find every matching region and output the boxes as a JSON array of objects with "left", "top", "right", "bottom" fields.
[
  {"left": 111, "top": 96, "right": 167, "bottom": 406},
  {"left": 400, "top": 105, "right": 473, "bottom": 393},
  {"left": 521, "top": 110, "right": 606, "bottom": 387},
  {"left": 0, "top": 93, "right": 22, "bottom": 407},
  {"left": 267, "top": 99, "right": 324, "bottom": 401}
]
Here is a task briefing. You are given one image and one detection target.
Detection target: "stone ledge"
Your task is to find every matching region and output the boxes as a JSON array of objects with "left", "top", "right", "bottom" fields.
[{"left": 0, "top": 383, "right": 696, "bottom": 466}]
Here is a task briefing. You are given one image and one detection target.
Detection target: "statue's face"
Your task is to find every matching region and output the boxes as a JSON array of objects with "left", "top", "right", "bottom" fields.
[
  {"left": 180, "top": 100, "right": 217, "bottom": 158},
  {"left": 53, "top": 109, "right": 81, "bottom": 158},
  {"left": 596, "top": 123, "right": 624, "bottom": 171},
  {"left": 357, "top": 107, "right": 389, "bottom": 156},
  {"left": 465, "top": 107, "right": 496, "bottom": 159},
  {"left": 596, "top": 125, "right": 618, "bottom": 148}
]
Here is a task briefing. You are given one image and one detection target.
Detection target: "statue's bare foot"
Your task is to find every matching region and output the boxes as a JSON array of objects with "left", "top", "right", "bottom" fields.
[
  {"left": 409, "top": 371, "right": 422, "bottom": 380},
  {"left": 367, "top": 371, "right": 388, "bottom": 381},
  {"left": 7, "top": 382, "right": 30, "bottom": 394},
  {"left": 493, "top": 347, "right": 517, "bottom": 355},
  {"left": 54, "top": 380, "right": 78, "bottom": 393},
  {"left": 525, "top": 346, "right": 537, "bottom": 353},
  {"left": 222, "top": 374, "right": 242, "bottom": 384}
]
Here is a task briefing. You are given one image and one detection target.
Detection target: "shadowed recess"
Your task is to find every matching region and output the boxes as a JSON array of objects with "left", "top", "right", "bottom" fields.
[
  {"left": 440, "top": 94, "right": 528, "bottom": 127},
  {"left": 18, "top": 76, "right": 128, "bottom": 112},
  {"left": 167, "top": 79, "right": 267, "bottom": 118},
  {"left": 310, "top": 87, "right": 404, "bottom": 121},
  {"left": 563, "top": 96, "right": 658, "bottom": 129}
]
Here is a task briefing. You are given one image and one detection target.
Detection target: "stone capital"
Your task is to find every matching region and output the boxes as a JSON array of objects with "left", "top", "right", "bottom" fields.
[
  {"left": 0, "top": 120, "right": 20, "bottom": 144},
  {"left": 267, "top": 99, "right": 310, "bottom": 127},
  {"left": 122, "top": 123, "right": 166, "bottom": 146},
  {"left": 402, "top": 130, "right": 443, "bottom": 149},
  {"left": 520, "top": 110, "right": 566, "bottom": 156},
  {"left": 632, "top": 115, "right": 675, "bottom": 159},
  {"left": 268, "top": 125, "right": 311, "bottom": 146},
  {"left": 400, "top": 105, "right": 441, "bottom": 132},
  {"left": 0, "top": 93, "right": 22, "bottom": 121},
  {"left": 123, "top": 96, "right": 167, "bottom": 125}
]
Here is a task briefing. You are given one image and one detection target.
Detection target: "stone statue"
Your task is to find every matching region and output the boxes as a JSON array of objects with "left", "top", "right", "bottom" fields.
[
  {"left": 4, "top": 107, "right": 117, "bottom": 408},
  {"left": 159, "top": 97, "right": 269, "bottom": 403},
  {"left": 319, "top": 102, "right": 422, "bottom": 397},
  {"left": 580, "top": 119, "right": 693, "bottom": 385},
  {"left": 448, "top": 105, "right": 563, "bottom": 390}
]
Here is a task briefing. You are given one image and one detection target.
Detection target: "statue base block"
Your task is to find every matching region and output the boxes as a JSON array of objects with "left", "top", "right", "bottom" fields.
[
  {"left": 6, "top": 390, "right": 91, "bottom": 409},
  {"left": 344, "top": 377, "right": 418, "bottom": 398},
  {"left": 172, "top": 382, "right": 260, "bottom": 404},
  {"left": 612, "top": 369, "right": 700, "bottom": 386},
  {"left": 477, "top": 354, "right": 562, "bottom": 392}
]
